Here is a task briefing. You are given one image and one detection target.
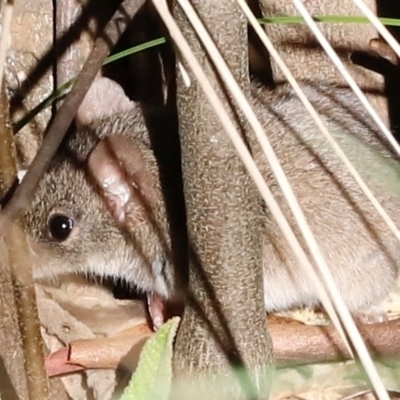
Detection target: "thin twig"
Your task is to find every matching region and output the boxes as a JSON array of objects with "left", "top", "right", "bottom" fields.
[
  {"left": 0, "top": 0, "right": 14, "bottom": 94},
  {"left": 44, "top": 317, "right": 400, "bottom": 376},
  {"left": 347, "top": 2, "right": 400, "bottom": 60},
  {"left": 0, "top": 86, "right": 50, "bottom": 398}
]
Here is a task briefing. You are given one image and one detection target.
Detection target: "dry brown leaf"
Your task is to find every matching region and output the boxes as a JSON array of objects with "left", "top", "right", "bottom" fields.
[{"left": 36, "top": 278, "right": 148, "bottom": 400}]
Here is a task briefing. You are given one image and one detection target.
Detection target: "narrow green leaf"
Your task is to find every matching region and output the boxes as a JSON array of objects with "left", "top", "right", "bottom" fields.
[
  {"left": 13, "top": 79, "right": 76, "bottom": 133},
  {"left": 259, "top": 15, "right": 400, "bottom": 27},
  {"left": 120, "top": 317, "right": 180, "bottom": 400},
  {"left": 103, "top": 37, "right": 166, "bottom": 65}
]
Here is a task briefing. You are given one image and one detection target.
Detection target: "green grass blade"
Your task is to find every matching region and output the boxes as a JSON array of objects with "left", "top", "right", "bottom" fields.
[
  {"left": 259, "top": 15, "right": 400, "bottom": 27},
  {"left": 103, "top": 37, "right": 166, "bottom": 66}
]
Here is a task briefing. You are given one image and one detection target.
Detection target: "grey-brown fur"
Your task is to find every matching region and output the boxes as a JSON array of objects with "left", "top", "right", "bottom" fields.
[
  {"left": 252, "top": 82, "right": 400, "bottom": 314},
  {"left": 23, "top": 109, "right": 174, "bottom": 298},
  {"left": 23, "top": 81, "right": 400, "bottom": 315}
]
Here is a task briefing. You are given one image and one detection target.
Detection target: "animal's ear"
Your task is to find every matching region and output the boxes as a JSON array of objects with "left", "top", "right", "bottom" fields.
[
  {"left": 87, "top": 134, "right": 159, "bottom": 225},
  {"left": 76, "top": 76, "right": 136, "bottom": 129}
]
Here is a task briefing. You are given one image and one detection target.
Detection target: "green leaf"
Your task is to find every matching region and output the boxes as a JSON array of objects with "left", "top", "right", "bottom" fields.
[
  {"left": 259, "top": 15, "right": 400, "bottom": 26},
  {"left": 103, "top": 37, "right": 166, "bottom": 66},
  {"left": 119, "top": 317, "right": 180, "bottom": 400}
]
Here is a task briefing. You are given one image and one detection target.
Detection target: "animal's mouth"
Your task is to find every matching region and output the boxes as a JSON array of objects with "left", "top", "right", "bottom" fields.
[{"left": 146, "top": 291, "right": 184, "bottom": 331}]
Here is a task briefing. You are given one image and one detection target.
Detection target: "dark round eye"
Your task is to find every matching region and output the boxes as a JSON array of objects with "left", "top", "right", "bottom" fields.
[{"left": 48, "top": 214, "right": 74, "bottom": 241}]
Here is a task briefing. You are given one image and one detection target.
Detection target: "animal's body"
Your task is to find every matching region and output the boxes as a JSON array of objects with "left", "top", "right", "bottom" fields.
[{"left": 23, "top": 81, "right": 400, "bottom": 321}]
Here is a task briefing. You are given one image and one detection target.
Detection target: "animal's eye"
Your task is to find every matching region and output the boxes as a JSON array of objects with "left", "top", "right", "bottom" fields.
[{"left": 48, "top": 214, "right": 74, "bottom": 241}]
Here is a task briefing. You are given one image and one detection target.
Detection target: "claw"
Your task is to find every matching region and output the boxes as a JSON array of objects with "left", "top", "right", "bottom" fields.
[{"left": 147, "top": 292, "right": 167, "bottom": 330}]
